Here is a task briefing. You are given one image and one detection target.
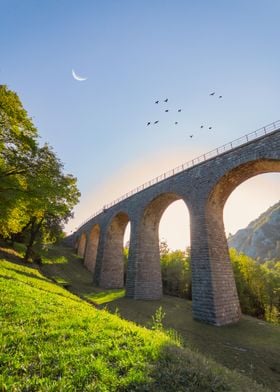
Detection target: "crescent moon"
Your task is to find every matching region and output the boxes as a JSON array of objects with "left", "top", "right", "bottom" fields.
[{"left": 72, "top": 69, "right": 87, "bottom": 81}]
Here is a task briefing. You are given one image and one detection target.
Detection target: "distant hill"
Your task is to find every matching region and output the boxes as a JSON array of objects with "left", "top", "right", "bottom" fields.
[{"left": 228, "top": 201, "right": 280, "bottom": 263}]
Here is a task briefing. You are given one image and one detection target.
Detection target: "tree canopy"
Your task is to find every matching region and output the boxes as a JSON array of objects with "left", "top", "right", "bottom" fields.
[{"left": 0, "top": 84, "right": 80, "bottom": 259}]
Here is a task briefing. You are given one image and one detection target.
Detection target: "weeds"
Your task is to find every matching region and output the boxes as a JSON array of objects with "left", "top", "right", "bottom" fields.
[{"left": 151, "top": 306, "right": 166, "bottom": 331}]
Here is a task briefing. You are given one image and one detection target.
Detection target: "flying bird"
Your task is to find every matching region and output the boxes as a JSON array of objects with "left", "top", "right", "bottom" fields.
[
  {"left": 147, "top": 122, "right": 151, "bottom": 126},
  {"left": 200, "top": 125, "right": 204, "bottom": 128},
  {"left": 219, "top": 95, "right": 223, "bottom": 99},
  {"left": 178, "top": 109, "right": 182, "bottom": 112},
  {"left": 164, "top": 98, "right": 168, "bottom": 102},
  {"left": 165, "top": 109, "right": 169, "bottom": 112},
  {"left": 154, "top": 120, "right": 159, "bottom": 124},
  {"left": 209, "top": 126, "right": 212, "bottom": 130},
  {"left": 155, "top": 100, "right": 159, "bottom": 104},
  {"left": 189, "top": 134, "right": 194, "bottom": 138},
  {"left": 174, "top": 121, "right": 178, "bottom": 125},
  {"left": 209, "top": 92, "right": 215, "bottom": 96}
]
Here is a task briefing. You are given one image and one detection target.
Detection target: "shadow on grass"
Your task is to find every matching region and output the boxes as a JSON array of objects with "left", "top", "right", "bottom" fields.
[
  {"left": 0, "top": 274, "right": 85, "bottom": 305},
  {"left": 0, "top": 247, "right": 24, "bottom": 264},
  {"left": 1, "top": 265, "right": 50, "bottom": 283},
  {"left": 123, "top": 344, "right": 267, "bottom": 392},
  {"left": 101, "top": 296, "right": 280, "bottom": 391},
  {"left": 39, "top": 246, "right": 112, "bottom": 303}
]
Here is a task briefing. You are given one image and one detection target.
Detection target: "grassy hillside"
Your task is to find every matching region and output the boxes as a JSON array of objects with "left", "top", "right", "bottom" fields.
[
  {"left": 0, "top": 245, "right": 274, "bottom": 391},
  {"left": 21, "top": 245, "right": 280, "bottom": 388},
  {"left": 40, "top": 245, "right": 280, "bottom": 391}
]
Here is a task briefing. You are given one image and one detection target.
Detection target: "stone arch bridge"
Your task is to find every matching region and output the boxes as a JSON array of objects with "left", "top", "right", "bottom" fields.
[{"left": 72, "top": 121, "right": 280, "bottom": 326}]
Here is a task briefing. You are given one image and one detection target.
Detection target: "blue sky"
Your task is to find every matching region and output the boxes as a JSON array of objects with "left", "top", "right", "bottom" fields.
[{"left": 1, "top": 1, "right": 279, "bottom": 248}]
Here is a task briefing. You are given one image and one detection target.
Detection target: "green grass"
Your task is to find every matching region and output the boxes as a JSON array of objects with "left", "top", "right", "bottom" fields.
[
  {"left": 0, "top": 257, "right": 171, "bottom": 391},
  {"left": 0, "top": 244, "right": 275, "bottom": 391}
]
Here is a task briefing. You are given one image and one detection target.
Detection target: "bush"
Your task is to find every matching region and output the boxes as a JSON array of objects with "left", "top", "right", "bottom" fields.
[
  {"left": 161, "top": 248, "right": 192, "bottom": 299},
  {"left": 230, "top": 249, "right": 280, "bottom": 323}
]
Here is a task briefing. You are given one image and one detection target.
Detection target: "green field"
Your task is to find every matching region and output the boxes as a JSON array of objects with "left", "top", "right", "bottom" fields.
[{"left": 0, "top": 244, "right": 278, "bottom": 391}]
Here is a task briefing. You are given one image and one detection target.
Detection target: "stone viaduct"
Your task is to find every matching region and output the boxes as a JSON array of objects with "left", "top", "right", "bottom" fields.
[{"left": 72, "top": 121, "right": 280, "bottom": 326}]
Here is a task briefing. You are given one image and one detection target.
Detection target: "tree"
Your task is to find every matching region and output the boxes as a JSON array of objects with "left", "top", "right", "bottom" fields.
[
  {"left": 230, "top": 248, "right": 280, "bottom": 323},
  {"left": 0, "top": 85, "right": 38, "bottom": 237},
  {"left": 261, "top": 261, "right": 280, "bottom": 323},
  {"left": 22, "top": 144, "right": 80, "bottom": 262},
  {"left": 159, "top": 239, "right": 169, "bottom": 256},
  {"left": 0, "top": 85, "right": 38, "bottom": 183},
  {"left": 160, "top": 248, "right": 192, "bottom": 299},
  {"left": 0, "top": 85, "right": 80, "bottom": 259}
]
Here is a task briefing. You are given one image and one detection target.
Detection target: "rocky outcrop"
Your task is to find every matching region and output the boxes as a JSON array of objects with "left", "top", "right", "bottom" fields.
[{"left": 228, "top": 201, "right": 280, "bottom": 262}]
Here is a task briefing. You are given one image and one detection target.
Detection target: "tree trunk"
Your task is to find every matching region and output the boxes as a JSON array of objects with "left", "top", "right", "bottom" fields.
[{"left": 23, "top": 217, "right": 44, "bottom": 262}]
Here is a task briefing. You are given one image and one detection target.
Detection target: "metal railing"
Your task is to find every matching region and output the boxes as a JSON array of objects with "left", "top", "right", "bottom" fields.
[{"left": 76, "top": 120, "right": 280, "bottom": 230}]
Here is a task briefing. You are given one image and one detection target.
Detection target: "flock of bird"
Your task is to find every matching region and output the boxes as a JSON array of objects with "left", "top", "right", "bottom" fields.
[{"left": 146, "top": 92, "right": 223, "bottom": 139}]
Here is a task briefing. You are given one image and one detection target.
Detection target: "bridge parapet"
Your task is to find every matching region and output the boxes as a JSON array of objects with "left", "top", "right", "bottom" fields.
[{"left": 77, "top": 120, "right": 280, "bottom": 231}]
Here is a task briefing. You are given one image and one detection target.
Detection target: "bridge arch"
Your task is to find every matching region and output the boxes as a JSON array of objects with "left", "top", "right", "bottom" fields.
[
  {"left": 77, "top": 232, "right": 87, "bottom": 258},
  {"left": 208, "top": 158, "right": 280, "bottom": 210},
  {"left": 126, "top": 192, "right": 190, "bottom": 299},
  {"left": 99, "top": 211, "right": 130, "bottom": 288},
  {"left": 207, "top": 158, "right": 280, "bottom": 245},
  {"left": 84, "top": 224, "right": 100, "bottom": 272},
  {"left": 190, "top": 158, "right": 280, "bottom": 325}
]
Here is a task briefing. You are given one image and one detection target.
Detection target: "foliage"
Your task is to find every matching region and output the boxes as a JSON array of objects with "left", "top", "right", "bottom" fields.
[
  {"left": 151, "top": 306, "right": 166, "bottom": 331},
  {"left": 0, "top": 85, "right": 37, "bottom": 168},
  {"left": 0, "top": 85, "right": 80, "bottom": 260},
  {"left": 123, "top": 245, "right": 129, "bottom": 283},
  {"left": 0, "top": 85, "right": 38, "bottom": 237},
  {"left": 160, "top": 241, "right": 192, "bottom": 299},
  {"left": 230, "top": 249, "right": 280, "bottom": 324},
  {"left": 21, "top": 143, "right": 80, "bottom": 261}
]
